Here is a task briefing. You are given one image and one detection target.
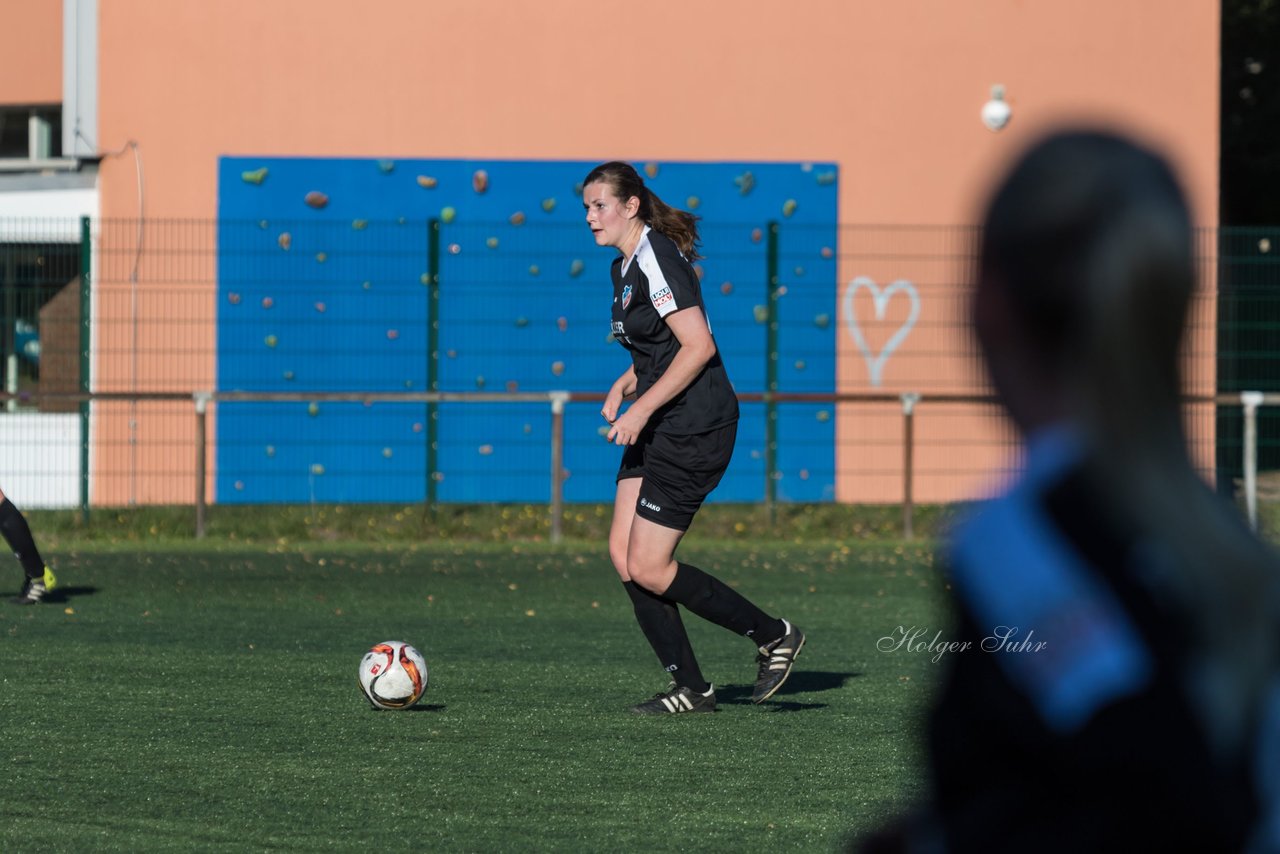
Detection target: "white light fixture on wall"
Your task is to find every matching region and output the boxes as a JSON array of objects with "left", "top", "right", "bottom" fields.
[{"left": 981, "top": 84, "right": 1012, "bottom": 132}]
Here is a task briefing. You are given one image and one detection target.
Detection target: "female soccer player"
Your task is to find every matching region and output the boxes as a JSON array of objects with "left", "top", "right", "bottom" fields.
[
  {"left": 862, "top": 130, "right": 1280, "bottom": 850},
  {"left": 583, "top": 161, "right": 804, "bottom": 714},
  {"left": 2, "top": 486, "right": 57, "bottom": 605}
]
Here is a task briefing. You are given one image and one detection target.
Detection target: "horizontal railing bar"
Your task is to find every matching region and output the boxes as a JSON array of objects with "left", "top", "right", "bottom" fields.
[{"left": 0, "top": 390, "right": 1236, "bottom": 405}]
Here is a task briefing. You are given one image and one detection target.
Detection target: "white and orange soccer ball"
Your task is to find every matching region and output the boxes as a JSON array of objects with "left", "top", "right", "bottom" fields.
[{"left": 357, "top": 641, "right": 429, "bottom": 710}]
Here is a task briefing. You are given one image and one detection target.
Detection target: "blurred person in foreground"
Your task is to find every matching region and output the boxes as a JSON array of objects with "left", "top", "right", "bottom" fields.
[{"left": 860, "top": 130, "right": 1280, "bottom": 852}]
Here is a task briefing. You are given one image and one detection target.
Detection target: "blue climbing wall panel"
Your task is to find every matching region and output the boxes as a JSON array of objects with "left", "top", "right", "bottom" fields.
[{"left": 217, "top": 157, "right": 838, "bottom": 504}]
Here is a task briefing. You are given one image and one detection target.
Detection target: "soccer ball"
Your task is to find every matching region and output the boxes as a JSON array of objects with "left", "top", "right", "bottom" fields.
[{"left": 358, "top": 641, "right": 429, "bottom": 710}]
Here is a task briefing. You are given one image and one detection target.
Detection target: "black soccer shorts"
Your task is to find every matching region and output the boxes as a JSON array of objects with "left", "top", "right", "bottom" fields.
[{"left": 616, "top": 421, "right": 737, "bottom": 531}]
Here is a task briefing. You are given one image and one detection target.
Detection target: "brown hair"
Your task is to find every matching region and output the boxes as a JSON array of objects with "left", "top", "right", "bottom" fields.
[{"left": 582, "top": 161, "right": 702, "bottom": 261}]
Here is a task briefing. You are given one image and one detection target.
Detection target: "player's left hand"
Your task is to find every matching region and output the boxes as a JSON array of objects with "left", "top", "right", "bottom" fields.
[{"left": 606, "top": 408, "right": 648, "bottom": 445}]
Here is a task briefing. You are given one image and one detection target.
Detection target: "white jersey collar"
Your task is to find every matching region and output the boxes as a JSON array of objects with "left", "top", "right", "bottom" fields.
[{"left": 620, "top": 224, "right": 652, "bottom": 277}]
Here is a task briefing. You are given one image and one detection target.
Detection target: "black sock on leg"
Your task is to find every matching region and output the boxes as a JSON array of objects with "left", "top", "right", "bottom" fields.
[
  {"left": 663, "top": 562, "right": 786, "bottom": 645},
  {"left": 623, "top": 581, "right": 709, "bottom": 693},
  {"left": 0, "top": 498, "right": 45, "bottom": 579}
]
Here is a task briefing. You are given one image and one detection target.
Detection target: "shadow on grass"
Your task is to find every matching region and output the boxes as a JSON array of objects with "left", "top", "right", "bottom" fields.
[
  {"left": 37, "top": 585, "right": 100, "bottom": 604},
  {"left": 717, "top": 669, "right": 862, "bottom": 709}
]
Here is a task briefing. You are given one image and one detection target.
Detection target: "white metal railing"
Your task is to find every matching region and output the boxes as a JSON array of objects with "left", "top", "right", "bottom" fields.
[
  {"left": 0, "top": 389, "right": 1265, "bottom": 540},
  {"left": 1240, "top": 390, "right": 1269, "bottom": 531}
]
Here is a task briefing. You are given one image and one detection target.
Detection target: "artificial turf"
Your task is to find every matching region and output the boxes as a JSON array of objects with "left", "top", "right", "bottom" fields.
[{"left": 1, "top": 539, "right": 948, "bottom": 852}]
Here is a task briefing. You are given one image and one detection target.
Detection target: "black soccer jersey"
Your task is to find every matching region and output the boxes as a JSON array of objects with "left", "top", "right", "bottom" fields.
[{"left": 610, "top": 227, "right": 738, "bottom": 435}]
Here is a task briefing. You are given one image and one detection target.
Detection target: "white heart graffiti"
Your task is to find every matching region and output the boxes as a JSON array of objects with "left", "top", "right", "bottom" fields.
[{"left": 842, "top": 276, "right": 920, "bottom": 387}]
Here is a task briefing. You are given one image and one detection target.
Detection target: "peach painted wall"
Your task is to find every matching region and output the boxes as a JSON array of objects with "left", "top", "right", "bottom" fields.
[
  {"left": 0, "top": 0, "right": 61, "bottom": 104},
  {"left": 87, "top": 0, "right": 1219, "bottom": 505}
]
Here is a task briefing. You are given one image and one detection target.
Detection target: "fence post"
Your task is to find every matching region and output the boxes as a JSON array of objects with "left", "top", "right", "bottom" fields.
[
  {"left": 3, "top": 254, "right": 14, "bottom": 414},
  {"left": 901, "top": 392, "right": 921, "bottom": 540},
  {"left": 765, "top": 220, "right": 780, "bottom": 526},
  {"left": 78, "top": 215, "right": 92, "bottom": 521},
  {"left": 549, "top": 391, "right": 569, "bottom": 544},
  {"left": 194, "top": 391, "right": 211, "bottom": 538},
  {"left": 426, "top": 218, "right": 440, "bottom": 506},
  {"left": 1242, "top": 390, "right": 1263, "bottom": 532}
]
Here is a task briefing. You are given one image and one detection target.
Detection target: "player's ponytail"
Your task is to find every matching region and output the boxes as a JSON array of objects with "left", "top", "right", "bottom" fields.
[
  {"left": 583, "top": 161, "right": 702, "bottom": 261},
  {"left": 642, "top": 191, "right": 702, "bottom": 262}
]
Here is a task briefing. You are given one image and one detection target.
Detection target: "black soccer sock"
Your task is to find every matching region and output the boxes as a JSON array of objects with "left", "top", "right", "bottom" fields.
[
  {"left": 623, "top": 581, "right": 709, "bottom": 693},
  {"left": 663, "top": 562, "right": 786, "bottom": 645},
  {"left": 0, "top": 498, "right": 45, "bottom": 579}
]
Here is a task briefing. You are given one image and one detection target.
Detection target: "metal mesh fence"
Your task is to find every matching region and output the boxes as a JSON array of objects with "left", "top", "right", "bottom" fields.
[{"left": 0, "top": 217, "right": 1275, "bottom": 519}]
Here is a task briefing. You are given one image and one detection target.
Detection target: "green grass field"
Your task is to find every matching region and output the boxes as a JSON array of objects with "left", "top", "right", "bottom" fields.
[{"left": 1, "top": 535, "right": 948, "bottom": 852}]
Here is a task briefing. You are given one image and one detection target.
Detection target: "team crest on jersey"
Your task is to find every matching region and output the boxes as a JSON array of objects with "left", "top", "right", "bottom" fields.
[{"left": 621, "top": 284, "right": 632, "bottom": 309}]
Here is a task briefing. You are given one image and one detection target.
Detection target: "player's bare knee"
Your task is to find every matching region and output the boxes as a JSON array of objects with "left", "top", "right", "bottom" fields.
[
  {"left": 608, "top": 547, "right": 629, "bottom": 579},
  {"left": 625, "top": 556, "right": 665, "bottom": 592},
  {"left": 608, "top": 535, "right": 630, "bottom": 578}
]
